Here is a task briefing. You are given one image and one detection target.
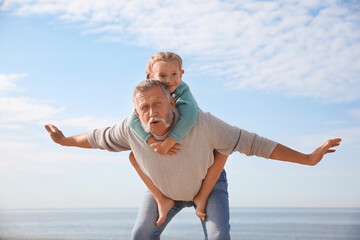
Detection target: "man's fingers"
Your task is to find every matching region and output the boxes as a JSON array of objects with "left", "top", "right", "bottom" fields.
[
  {"left": 323, "top": 138, "right": 341, "bottom": 152},
  {"left": 327, "top": 138, "right": 342, "bottom": 146},
  {"left": 45, "top": 124, "right": 57, "bottom": 133},
  {"left": 45, "top": 125, "right": 52, "bottom": 133},
  {"left": 45, "top": 124, "right": 59, "bottom": 133}
]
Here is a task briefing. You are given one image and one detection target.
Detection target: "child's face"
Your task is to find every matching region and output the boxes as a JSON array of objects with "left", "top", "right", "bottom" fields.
[{"left": 150, "top": 60, "right": 184, "bottom": 93}]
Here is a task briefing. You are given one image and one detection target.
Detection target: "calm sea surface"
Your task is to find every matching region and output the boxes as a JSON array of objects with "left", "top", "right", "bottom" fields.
[{"left": 0, "top": 208, "right": 359, "bottom": 240}]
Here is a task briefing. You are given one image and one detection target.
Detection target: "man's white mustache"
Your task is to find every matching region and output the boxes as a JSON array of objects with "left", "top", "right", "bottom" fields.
[
  {"left": 148, "top": 116, "right": 168, "bottom": 126},
  {"left": 142, "top": 116, "right": 171, "bottom": 133}
]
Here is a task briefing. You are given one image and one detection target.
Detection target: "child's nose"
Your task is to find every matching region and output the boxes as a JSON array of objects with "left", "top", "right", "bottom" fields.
[{"left": 166, "top": 77, "right": 174, "bottom": 84}]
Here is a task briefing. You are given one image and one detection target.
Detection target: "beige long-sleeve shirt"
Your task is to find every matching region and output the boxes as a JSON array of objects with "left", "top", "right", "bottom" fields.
[{"left": 88, "top": 110, "right": 278, "bottom": 201}]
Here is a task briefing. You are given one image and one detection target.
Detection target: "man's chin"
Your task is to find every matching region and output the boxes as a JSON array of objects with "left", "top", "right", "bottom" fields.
[{"left": 150, "top": 123, "right": 166, "bottom": 134}]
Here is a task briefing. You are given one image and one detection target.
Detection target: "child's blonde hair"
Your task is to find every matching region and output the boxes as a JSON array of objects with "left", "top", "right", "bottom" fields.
[{"left": 146, "top": 52, "right": 183, "bottom": 79}]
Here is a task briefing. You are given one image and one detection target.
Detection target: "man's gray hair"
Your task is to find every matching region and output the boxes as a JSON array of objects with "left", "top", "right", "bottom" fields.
[{"left": 133, "top": 79, "right": 171, "bottom": 102}]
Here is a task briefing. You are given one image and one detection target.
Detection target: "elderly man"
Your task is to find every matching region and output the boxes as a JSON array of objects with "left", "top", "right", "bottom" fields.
[{"left": 45, "top": 79, "right": 341, "bottom": 240}]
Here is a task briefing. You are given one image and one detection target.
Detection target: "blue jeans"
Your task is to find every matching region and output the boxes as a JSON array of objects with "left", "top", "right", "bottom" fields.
[{"left": 131, "top": 170, "right": 230, "bottom": 240}]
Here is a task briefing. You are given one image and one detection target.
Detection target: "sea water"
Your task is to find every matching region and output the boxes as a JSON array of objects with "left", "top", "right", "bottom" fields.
[{"left": 0, "top": 208, "right": 359, "bottom": 240}]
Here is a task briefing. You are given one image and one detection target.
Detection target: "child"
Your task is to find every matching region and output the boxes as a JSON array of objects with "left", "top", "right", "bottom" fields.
[{"left": 128, "top": 52, "right": 229, "bottom": 226}]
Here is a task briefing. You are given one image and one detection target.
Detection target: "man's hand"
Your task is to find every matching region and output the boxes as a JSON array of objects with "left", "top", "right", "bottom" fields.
[
  {"left": 45, "top": 124, "right": 66, "bottom": 145},
  {"left": 45, "top": 124, "right": 92, "bottom": 148},
  {"left": 270, "top": 138, "right": 341, "bottom": 165},
  {"left": 308, "top": 138, "right": 342, "bottom": 166}
]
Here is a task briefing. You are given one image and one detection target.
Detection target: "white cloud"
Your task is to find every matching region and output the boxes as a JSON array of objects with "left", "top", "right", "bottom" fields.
[
  {"left": 349, "top": 109, "right": 360, "bottom": 121},
  {"left": 0, "top": 141, "right": 37, "bottom": 151},
  {"left": 2, "top": 0, "right": 360, "bottom": 102},
  {"left": 42, "top": 116, "right": 116, "bottom": 131},
  {"left": 324, "top": 120, "right": 348, "bottom": 125},
  {"left": 0, "top": 97, "right": 64, "bottom": 123},
  {"left": 0, "top": 123, "right": 22, "bottom": 129},
  {"left": 0, "top": 140, "right": 127, "bottom": 164},
  {"left": 292, "top": 126, "right": 360, "bottom": 149},
  {"left": 0, "top": 140, "right": 128, "bottom": 174},
  {"left": 0, "top": 73, "right": 27, "bottom": 91},
  {"left": 0, "top": 73, "right": 64, "bottom": 127},
  {"left": 0, "top": 73, "right": 114, "bottom": 130}
]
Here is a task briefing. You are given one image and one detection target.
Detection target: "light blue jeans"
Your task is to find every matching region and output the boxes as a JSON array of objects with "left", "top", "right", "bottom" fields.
[{"left": 131, "top": 170, "right": 230, "bottom": 240}]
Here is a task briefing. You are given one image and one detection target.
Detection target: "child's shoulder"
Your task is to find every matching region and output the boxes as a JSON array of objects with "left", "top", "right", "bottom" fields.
[
  {"left": 177, "top": 81, "right": 189, "bottom": 91},
  {"left": 173, "top": 81, "right": 190, "bottom": 96}
]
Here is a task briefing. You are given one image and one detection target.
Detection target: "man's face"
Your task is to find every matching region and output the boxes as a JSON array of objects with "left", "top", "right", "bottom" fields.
[{"left": 134, "top": 85, "right": 175, "bottom": 136}]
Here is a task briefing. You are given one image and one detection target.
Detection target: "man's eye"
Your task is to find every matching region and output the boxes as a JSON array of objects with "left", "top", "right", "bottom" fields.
[{"left": 142, "top": 106, "right": 149, "bottom": 110}]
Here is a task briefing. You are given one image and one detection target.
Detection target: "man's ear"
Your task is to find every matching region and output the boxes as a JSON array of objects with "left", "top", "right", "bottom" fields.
[
  {"left": 134, "top": 108, "right": 140, "bottom": 118},
  {"left": 170, "top": 96, "right": 175, "bottom": 111}
]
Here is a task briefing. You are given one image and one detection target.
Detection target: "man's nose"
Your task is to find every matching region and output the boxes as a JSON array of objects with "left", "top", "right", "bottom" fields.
[{"left": 149, "top": 106, "right": 156, "bottom": 117}]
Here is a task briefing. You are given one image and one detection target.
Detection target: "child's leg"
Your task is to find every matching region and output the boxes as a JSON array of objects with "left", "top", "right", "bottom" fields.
[
  {"left": 193, "top": 150, "right": 228, "bottom": 221},
  {"left": 129, "top": 152, "right": 174, "bottom": 226}
]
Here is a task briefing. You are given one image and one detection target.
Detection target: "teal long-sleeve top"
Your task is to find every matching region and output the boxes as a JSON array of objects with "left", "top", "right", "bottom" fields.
[{"left": 128, "top": 81, "right": 198, "bottom": 143}]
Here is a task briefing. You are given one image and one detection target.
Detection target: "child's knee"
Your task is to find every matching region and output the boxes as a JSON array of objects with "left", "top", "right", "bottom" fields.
[{"left": 129, "top": 152, "right": 135, "bottom": 163}]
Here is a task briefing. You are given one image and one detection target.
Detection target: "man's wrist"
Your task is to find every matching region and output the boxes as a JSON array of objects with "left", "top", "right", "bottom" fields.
[
  {"left": 59, "top": 137, "right": 71, "bottom": 146},
  {"left": 306, "top": 153, "right": 317, "bottom": 166}
]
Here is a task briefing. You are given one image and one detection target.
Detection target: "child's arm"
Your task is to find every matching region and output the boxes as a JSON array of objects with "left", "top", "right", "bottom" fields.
[
  {"left": 148, "top": 81, "right": 198, "bottom": 155},
  {"left": 129, "top": 152, "right": 174, "bottom": 226},
  {"left": 169, "top": 81, "right": 198, "bottom": 142},
  {"left": 193, "top": 150, "right": 228, "bottom": 221},
  {"left": 128, "top": 111, "right": 152, "bottom": 143}
]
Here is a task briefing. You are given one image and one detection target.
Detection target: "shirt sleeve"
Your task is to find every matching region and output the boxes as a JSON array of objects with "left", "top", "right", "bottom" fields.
[
  {"left": 201, "top": 111, "right": 278, "bottom": 158},
  {"left": 87, "top": 118, "right": 132, "bottom": 152},
  {"left": 169, "top": 81, "right": 199, "bottom": 142},
  {"left": 127, "top": 110, "right": 152, "bottom": 143}
]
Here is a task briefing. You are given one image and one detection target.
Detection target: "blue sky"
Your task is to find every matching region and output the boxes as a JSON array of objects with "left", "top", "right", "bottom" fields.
[{"left": 0, "top": 0, "right": 359, "bottom": 209}]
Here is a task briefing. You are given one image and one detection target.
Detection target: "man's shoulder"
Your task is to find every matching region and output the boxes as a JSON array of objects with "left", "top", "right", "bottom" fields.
[
  {"left": 195, "top": 110, "right": 236, "bottom": 130},
  {"left": 193, "top": 110, "right": 216, "bottom": 127},
  {"left": 196, "top": 109, "right": 214, "bottom": 120},
  {"left": 105, "top": 116, "right": 132, "bottom": 136}
]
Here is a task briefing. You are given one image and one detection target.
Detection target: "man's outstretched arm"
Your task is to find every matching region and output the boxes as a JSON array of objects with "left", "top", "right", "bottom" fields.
[
  {"left": 270, "top": 138, "right": 341, "bottom": 166},
  {"left": 45, "top": 124, "right": 92, "bottom": 148}
]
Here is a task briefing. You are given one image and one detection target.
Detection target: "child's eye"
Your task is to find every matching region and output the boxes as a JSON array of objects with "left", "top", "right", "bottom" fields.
[
  {"left": 172, "top": 73, "right": 177, "bottom": 76},
  {"left": 160, "top": 74, "right": 166, "bottom": 78}
]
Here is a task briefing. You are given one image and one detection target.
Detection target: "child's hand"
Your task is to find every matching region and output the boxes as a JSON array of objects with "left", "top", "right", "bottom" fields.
[
  {"left": 148, "top": 136, "right": 181, "bottom": 155},
  {"left": 150, "top": 141, "right": 181, "bottom": 155}
]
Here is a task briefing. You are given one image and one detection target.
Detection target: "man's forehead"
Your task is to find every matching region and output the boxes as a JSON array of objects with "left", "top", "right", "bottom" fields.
[{"left": 134, "top": 85, "right": 167, "bottom": 103}]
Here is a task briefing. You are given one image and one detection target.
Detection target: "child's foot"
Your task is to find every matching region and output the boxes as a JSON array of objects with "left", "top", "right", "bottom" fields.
[
  {"left": 194, "top": 197, "right": 206, "bottom": 221},
  {"left": 156, "top": 197, "right": 175, "bottom": 226}
]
